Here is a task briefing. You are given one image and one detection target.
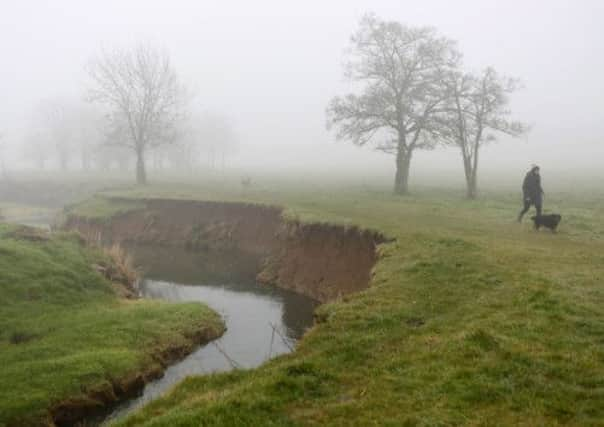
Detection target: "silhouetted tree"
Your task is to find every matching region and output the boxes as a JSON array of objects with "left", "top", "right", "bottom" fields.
[
  {"left": 169, "top": 111, "right": 238, "bottom": 172},
  {"left": 438, "top": 67, "right": 527, "bottom": 199},
  {"left": 327, "top": 14, "right": 459, "bottom": 194},
  {"left": 196, "top": 112, "right": 238, "bottom": 171},
  {"left": 87, "top": 43, "right": 186, "bottom": 184},
  {"left": 35, "top": 99, "right": 74, "bottom": 171},
  {"left": 22, "top": 129, "right": 51, "bottom": 170},
  {"left": 72, "top": 106, "right": 103, "bottom": 171}
]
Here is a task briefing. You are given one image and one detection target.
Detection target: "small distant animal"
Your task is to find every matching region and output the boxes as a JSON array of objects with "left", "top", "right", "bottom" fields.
[
  {"left": 531, "top": 214, "right": 562, "bottom": 232},
  {"left": 241, "top": 176, "right": 252, "bottom": 188}
]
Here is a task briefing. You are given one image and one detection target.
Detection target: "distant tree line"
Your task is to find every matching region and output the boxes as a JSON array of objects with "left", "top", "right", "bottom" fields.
[
  {"left": 19, "top": 15, "right": 525, "bottom": 194},
  {"left": 327, "top": 14, "right": 527, "bottom": 198},
  {"left": 21, "top": 44, "right": 238, "bottom": 184}
]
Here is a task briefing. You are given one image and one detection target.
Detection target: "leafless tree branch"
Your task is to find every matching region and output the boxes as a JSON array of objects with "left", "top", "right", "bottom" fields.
[
  {"left": 327, "top": 13, "right": 460, "bottom": 194},
  {"left": 86, "top": 43, "right": 188, "bottom": 184}
]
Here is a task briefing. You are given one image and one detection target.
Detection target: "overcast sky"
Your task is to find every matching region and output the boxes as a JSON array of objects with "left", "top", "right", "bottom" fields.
[{"left": 1, "top": 0, "right": 603, "bottom": 180}]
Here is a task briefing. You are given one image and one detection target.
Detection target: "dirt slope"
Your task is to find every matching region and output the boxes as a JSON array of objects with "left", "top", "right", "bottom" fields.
[{"left": 66, "top": 198, "right": 385, "bottom": 302}]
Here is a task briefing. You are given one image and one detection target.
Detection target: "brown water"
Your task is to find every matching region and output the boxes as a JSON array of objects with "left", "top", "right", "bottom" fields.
[{"left": 103, "top": 244, "right": 318, "bottom": 424}]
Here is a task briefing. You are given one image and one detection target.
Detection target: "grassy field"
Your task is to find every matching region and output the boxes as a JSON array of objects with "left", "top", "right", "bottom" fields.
[
  {"left": 0, "top": 202, "right": 56, "bottom": 226},
  {"left": 0, "top": 224, "right": 224, "bottom": 426},
  {"left": 67, "top": 179, "right": 604, "bottom": 426}
]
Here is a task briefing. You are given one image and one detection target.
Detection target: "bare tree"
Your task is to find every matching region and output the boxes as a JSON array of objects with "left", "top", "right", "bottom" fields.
[
  {"left": 196, "top": 112, "right": 238, "bottom": 171},
  {"left": 438, "top": 67, "right": 527, "bottom": 199},
  {"left": 168, "top": 111, "right": 238, "bottom": 172},
  {"left": 22, "top": 129, "right": 51, "bottom": 170},
  {"left": 72, "top": 105, "right": 103, "bottom": 171},
  {"left": 327, "top": 14, "right": 459, "bottom": 195},
  {"left": 87, "top": 43, "right": 186, "bottom": 184},
  {"left": 34, "top": 99, "right": 74, "bottom": 171},
  {"left": 28, "top": 99, "right": 105, "bottom": 172}
]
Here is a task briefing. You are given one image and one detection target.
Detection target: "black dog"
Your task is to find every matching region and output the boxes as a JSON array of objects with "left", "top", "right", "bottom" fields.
[{"left": 531, "top": 214, "right": 562, "bottom": 232}]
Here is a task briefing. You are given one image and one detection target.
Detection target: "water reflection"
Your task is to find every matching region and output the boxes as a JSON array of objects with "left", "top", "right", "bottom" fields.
[{"left": 105, "top": 244, "right": 318, "bottom": 423}]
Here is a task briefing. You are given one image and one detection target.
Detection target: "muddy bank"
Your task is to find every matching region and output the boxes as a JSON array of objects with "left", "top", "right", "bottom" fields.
[
  {"left": 0, "top": 223, "right": 225, "bottom": 427},
  {"left": 104, "top": 245, "right": 318, "bottom": 422},
  {"left": 65, "top": 198, "right": 386, "bottom": 302},
  {"left": 44, "top": 231, "right": 225, "bottom": 427},
  {"left": 50, "top": 325, "right": 221, "bottom": 427},
  {"left": 257, "top": 221, "right": 383, "bottom": 302},
  {"left": 67, "top": 199, "right": 282, "bottom": 255}
]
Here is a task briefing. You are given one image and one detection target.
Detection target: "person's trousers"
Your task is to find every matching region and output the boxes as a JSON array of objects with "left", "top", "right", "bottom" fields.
[{"left": 518, "top": 197, "right": 542, "bottom": 220}]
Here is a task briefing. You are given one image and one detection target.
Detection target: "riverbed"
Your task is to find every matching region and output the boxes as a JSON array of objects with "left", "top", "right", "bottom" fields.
[{"left": 104, "top": 244, "right": 318, "bottom": 423}]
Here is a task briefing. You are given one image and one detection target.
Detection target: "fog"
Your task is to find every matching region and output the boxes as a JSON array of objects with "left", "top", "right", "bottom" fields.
[{"left": 1, "top": 0, "right": 603, "bottom": 183}]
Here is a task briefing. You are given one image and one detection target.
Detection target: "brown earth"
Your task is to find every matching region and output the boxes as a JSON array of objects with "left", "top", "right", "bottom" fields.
[
  {"left": 67, "top": 199, "right": 282, "bottom": 255},
  {"left": 55, "top": 197, "right": 384, "bottom": 425},
  {"left": 257, "top": 221, "right": 384, "bottom": 302},
  {"left": 65, "top": 198, "right": 387, "bottom": 303},
  {"left": 40, "top": 212, "right": 226, "bottom": 427}
]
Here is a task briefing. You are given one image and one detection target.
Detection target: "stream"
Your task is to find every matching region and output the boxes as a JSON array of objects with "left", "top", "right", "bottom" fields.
[{"left": 103, "top": 244, "right": 319, "bottom": 424}]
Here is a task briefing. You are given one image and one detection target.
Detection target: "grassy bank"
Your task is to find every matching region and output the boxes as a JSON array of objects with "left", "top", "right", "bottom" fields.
[
  {"left": 0, "top": 224, "right": 224, "bottom": 426},
  {"left": 71, "top": 183, "right": 604, "bottom": 425}
]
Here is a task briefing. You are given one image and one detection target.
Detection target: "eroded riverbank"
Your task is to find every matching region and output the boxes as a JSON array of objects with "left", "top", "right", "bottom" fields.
[
  {"left": 66, "top": 197, "right": 387, "bottom": 302},
  {"left": 104, "top": 244, "right": 318, "bottom": 423},
  {"left": 63, "top": 196, "right": 386, "bottom": 425},
  {"left": 0, "top": 225, "right": 224, "bottom": 427}
]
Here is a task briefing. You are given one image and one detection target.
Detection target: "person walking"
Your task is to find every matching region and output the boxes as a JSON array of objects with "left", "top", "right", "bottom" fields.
[{"left": 518, "top": 165, "right": 544, "bottom": 222}]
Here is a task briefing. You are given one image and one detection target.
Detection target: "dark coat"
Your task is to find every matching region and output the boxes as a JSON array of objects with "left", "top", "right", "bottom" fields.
[{"left": 522, "top": 170, "right": 543, "bottom": 201}]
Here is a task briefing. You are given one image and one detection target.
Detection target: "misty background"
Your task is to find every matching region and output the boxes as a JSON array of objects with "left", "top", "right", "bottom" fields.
[{"left": 1, "top": 0, "right": 603, "bottom": 187}]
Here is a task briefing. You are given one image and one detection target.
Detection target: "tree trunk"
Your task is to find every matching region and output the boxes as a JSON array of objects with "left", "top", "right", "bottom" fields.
[
  {"left": 394, "top": 147, "right": 412, "bottom": 195},
  {"left": 463, "top": 162, "right": 478, "bottom": 199},
  {"left": 461, "top": 154, "right": 474, "bottom": 199},
  {"left": 136, "top": 151, "right": 147, "bottom": 185},
  {"left": 461, "top": 146, "right": 479, "bottom": 200},
  {"left": 466, "top": 173, "right": 477, "bottom": 199},
  {"left": 464, "top": 143, "right": 480, "bottom": 200}
]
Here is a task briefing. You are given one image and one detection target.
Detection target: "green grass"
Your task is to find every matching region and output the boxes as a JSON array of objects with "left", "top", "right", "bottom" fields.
[
  {"left": 67, "top": 195, "right": 146, "bottom": 221},
  {"left": 0, "top": 202, "right": 54, "bottom": 219},
  {"left": 0, "top": 224, "right": 224, "bottom": 426},
  {"left": 71, "top": 180, "right": 604, "bottom": 426}
]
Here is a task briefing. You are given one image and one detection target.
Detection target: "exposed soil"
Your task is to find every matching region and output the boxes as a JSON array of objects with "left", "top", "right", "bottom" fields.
[
  {"left": 55, "top": 197, "right": 385, "bottom": 425},
  {"left": 4, "top": 225, "right": 51, "bottom": 242},
  {"left": 257, "top": 221, "right": 383, "bottom": 301},
  {"left": 67, "top": 199, "right": 282, "bottom": 255},
  {"left": 17, "top": 215, "right": 226, "bottom": 427},
  {"left": 65, "top": 198, "right": 387, "bottom": 303}
]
